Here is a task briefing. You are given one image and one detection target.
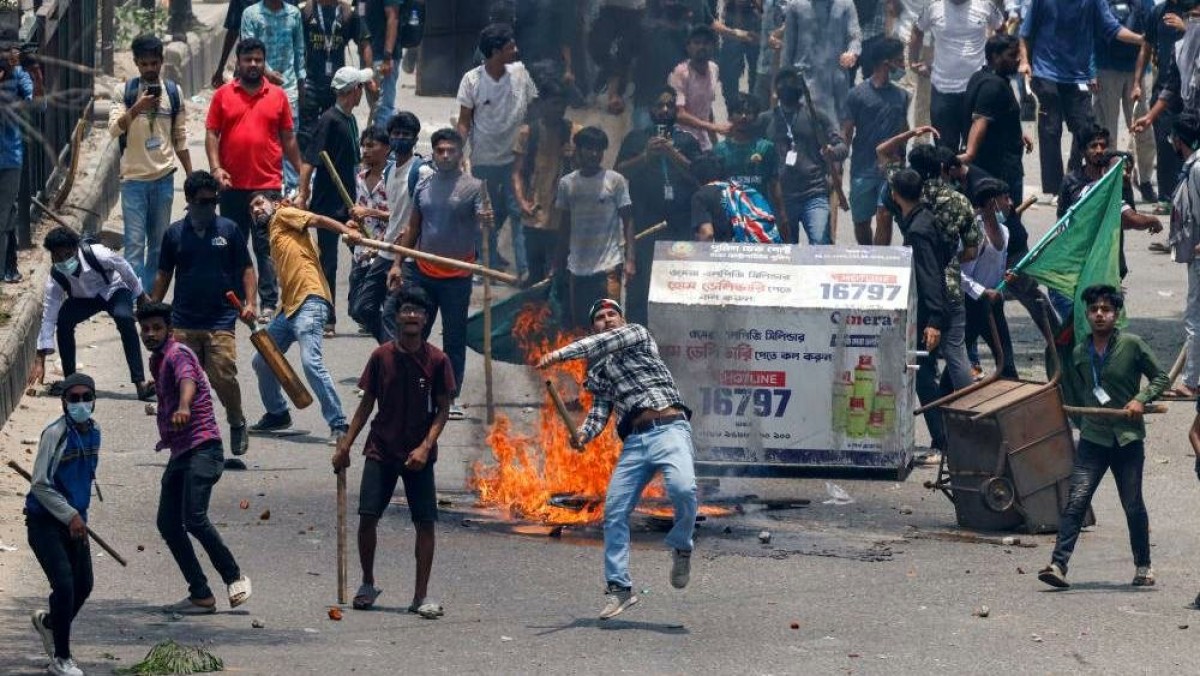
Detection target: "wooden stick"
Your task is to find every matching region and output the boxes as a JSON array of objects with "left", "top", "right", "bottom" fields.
[
  {"left": 636, "top": 221, "right": 668, "bottom": 240},
  {"left": 480, "top": 181, "right": 496, "bottom": 425},
  {"left": 1167, "top": 338, "right": 1189, "bottom": 390},
  {"left": 336, "top": 469, "right": 347, "bottom": 605},
  {"left": 545, "top": 380, "right": 581, "bottom": 448},
  {"left": 1063, "top": 404, "right": 1168, "bottom": 418},
  {"left": 829, "top": 189, "right": 840, "bottom": 243},
  {"left": 7, "top": 460, "right": 127, "bottom": 566},
  {"left": 344, "top": 235, "right": 520, "bottom": 285},
  {"left": 1015, "top": 196, "right": 1038, "bottom": 216},
  {"left": 319, "top": 151, "right": 356, "bottom": 212}
]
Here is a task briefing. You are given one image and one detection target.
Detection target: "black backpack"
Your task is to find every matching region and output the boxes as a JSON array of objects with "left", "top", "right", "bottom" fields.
[
  {"left": 50, "top": 241, "right": 111, "bottom": 294},
  {"left": 119, "top": 77, "right": 182, "bottom": 153}
]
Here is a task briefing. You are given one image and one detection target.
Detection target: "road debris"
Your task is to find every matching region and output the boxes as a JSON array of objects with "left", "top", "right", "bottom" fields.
[
  {"left": 973, "top": 605, "right": 990, "bottom": 618},
  {"left": 240, "top": 500, "right": 250, "bottom": 510},
  {"left": 790, "top": 622, "right": 800, "bottom": 630},
  {"left": 328, "top": 607, "right": 343, "bottom": 621},
  {"left": 758, "top": 530, "right": 772, "bottom": 544},
  {"left": 898, "top": 505, "right": 914, "bottom": 515},
  {"left": 823, "top": 482, "right": 854, "bottom": 505},
  {"left": 252, "top": 619, "right": 266, "bottom": 629},
  {"left": 113, "top": 639, "right": 223, "bottom": 675},
  {"left": 259, "top": 509, "right": 271, "bottom": 521}
]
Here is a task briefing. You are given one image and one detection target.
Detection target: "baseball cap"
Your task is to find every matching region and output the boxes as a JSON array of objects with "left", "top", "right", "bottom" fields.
[
  {"left": 331, "top": 66, "right": 373, "bottom": 92},
  {"left": 60, "top": 372, "right": 96, "bottom": 395},
  {"left": 588, "top": 298, "right": 624, "bottom": 323}
]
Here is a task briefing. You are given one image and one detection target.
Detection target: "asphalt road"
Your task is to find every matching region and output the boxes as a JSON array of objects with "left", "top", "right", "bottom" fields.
[{"left": 2, "top": 69, "right": 1200, "bottom": 676}]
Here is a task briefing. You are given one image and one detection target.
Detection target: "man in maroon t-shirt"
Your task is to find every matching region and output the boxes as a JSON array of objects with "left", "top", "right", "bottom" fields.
[{"left": 332, "top": 288, "right": 453, "bottom": 617}]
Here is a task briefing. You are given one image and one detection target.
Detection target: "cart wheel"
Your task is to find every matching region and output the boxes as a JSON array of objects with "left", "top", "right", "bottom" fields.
[{"left": 980, "top": 476, "right": 1016, "bottom": 513}]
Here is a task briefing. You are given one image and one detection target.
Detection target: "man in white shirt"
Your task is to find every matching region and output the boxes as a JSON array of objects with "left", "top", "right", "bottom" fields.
[
  {"left": 910, "top": 0, "right": 1005, "bottom": 151},
  {"left": 960, "top": 177, "right": 1017, "bottom": 378},
  {"left": 456, "top": 23, "right": 539, "bottom": 276},
  {"left": 29, "top": 227, "right": 154, "bottom": 398}
]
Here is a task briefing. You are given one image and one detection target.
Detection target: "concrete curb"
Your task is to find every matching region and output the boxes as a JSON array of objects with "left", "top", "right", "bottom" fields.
[{"left": 163, "top": 22, "right": 225, "bottom": 99}]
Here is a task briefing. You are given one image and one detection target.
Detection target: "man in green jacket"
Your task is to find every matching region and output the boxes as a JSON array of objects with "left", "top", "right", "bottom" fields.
[{"left": 1039, "top": 284, "right": 1168, "bottom": 590}]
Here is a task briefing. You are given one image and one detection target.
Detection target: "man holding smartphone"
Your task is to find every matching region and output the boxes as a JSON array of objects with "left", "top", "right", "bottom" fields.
[{"left": 108, "top": 34, "right": 193, "bottom": 292}]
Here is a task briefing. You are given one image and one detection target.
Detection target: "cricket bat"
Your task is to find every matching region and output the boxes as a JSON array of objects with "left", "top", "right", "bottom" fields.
[{"left": 226, "top": 292, "right": 314, "bottom": 409}]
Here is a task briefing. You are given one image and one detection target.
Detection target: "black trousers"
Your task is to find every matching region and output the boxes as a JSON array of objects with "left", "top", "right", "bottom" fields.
[
  {"left": 523, "top": 227, "right": 557, "bottom": 287},
  {"left": 57, "top": 288, "right": 145, "bottom": 383},
  {"left": 348, "top": 256, "right": 392, "bottom": 343},
  {"left": 316, "top": 227, "right": 344, "bottom": 326},
  {"left": 219, "top": 189, "right": 279, "bottom": 310},
  {"left": 931, "top": 86, "right": 967, "bottom": 152},
  {"left": 964, "top": 295, "right": 1018, "bottom": 378},
  {"left": 27, "top": 513, "right": 92, "bottom": 659},
  {"left": 1031, "top": 77, "right": 1095, "bottom": 195},
  {"left": 1152, "top": 98, "right": 1181, "bottom": 197}
]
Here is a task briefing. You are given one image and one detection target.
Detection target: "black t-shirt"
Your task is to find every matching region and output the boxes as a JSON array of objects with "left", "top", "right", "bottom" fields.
[
  {"left": 302, "top": 2, "right": 370, "bottom": 94},
  {"left": 691, "top": 183, "right": 731, "bottom": 240},
  {"left": 616, "top": 126, "right": 702, "bottom": 238},
  {"left": 304, "top": 106, "right": 360, "bottom": 219},
  {"left": 1147, "top": 1, "right": 1185, "bottom": 92},
  {"left": 722, "top": 0, "right": 760, "bottom": 31},
  {"left": 158, "top": 216, "right": 253, "bottom": 331},
  {"left": 964, "top": 67, "right": 1024, "bottom": 178},
  {"left": 759, "top": 106, "right": 839, "bottom": 202},
  {"left": 631, "top": 17, "right": 690, "bottom": 106}
]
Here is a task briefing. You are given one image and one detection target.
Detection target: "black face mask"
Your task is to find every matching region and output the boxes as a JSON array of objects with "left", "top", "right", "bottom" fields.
[
  {"left": 189, "top": 203, "right": 218, "bottom": 225},
  {"left": 777, "top": 85, "right": 802, "bottom": 105},
  {"left": 391, "top": 138, "right": 416, "bottom": 155}
]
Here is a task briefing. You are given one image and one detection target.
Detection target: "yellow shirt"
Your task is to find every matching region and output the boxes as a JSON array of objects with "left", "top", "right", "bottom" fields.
[
  {"left": 269, "top": 207, "right": 331, "bottom": 317},
  {"left": 107, "top": 81, "right": 189, "bottom": 181}
]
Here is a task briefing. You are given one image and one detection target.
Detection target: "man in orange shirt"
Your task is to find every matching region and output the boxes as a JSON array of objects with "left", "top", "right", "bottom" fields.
[
  {"left": 205, "top": 37, "right": 303, "bottom": 325},
  {"left": 386, "top": 129, "right": 494, "bottom": 420}
]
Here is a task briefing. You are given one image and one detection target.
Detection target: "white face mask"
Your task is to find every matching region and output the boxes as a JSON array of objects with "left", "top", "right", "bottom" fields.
[
  {"left": 54, "top": 256, "right": 79, "bottom": 276},
  {"left": 66, "top": 401, "right": 93, "bottom": 424}
]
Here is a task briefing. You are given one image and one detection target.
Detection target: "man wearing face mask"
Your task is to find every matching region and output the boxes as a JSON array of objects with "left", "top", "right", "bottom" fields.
[
  {"left": 25, "top": 373, "right": 101, "bottom": 676},
  {"left": 152, "top": 171, "right": 258, "bottom": 463},
  {"left": 29, "top": 227, "right": 153, "bottom": 400}
]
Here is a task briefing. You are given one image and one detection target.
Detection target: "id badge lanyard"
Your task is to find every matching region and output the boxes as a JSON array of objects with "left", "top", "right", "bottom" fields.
[
  {"left": 778, "top": 107, "right": 798, "bottom": 167},
  {"left": 1088, "top": 339, "right": 1113, "bottom": 406},
  {"left": 318, "top": 6, "right": 340, "bottom": 77}
]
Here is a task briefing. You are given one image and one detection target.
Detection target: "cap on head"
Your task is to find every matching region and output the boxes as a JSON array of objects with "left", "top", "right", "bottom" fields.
[
  {"left": 60, "top": 372, "right": 96, "bottom": 395},
  {"left": 331, "top": 66, "right": 373, "bottom": 93},
  {"left": 588, "top": 298, "right": 624, "bottom": 323}
]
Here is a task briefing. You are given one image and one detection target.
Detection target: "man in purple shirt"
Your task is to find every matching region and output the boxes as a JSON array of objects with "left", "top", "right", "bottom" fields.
[{"left": 137, "top": 302, "right": 251, "bottom": 615}]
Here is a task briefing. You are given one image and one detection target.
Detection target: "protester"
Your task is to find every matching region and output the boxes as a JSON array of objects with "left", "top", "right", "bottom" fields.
[
  {"left": 895, "top": 0, "right": 935, "bottom": 137},
  {"left": 365, "top": 0, "right": 401, "bottom": 128},
  {"left": 555, "top": 127, "right": 634, "bottom": 329},
  {"left": 714, "top": 0, "right": 761, "bottom": 117},
  {"left": 494, "top": 0, "right": 580, "bottom": 98},
  {"left": 616, "top": 86, "right": 702, "bottom": 325},
  {"left": 0, "top": 36, "right": 35, "bottom": 284},
  {"left": 751, "top": 0, "right": 788, "bottom": 107},
  {"left": 536, "top": 299, "right": 698, "bottom": 621},
  {"left": 630, "top": 0, "right": 693, "bottom": 130},
  {"left": 1134, "top": 0, "right": 1187, "bottom": 217},
  {"left": 589, "top": 0, "right": 646, "bottom": 115},
  {"left": 297, "top": 0, "right": 371, "bottom": 150},
  {"left": 762, "top": 68, "right": 848, "bottom": 245},
  {"left": 842, "top": 37, "right": 910, "bottom": 245},
  {"left": 690, "top": 150, "right": 783, "bottom": 243},
  {"left": 1018, "top": 0, "right": 1144, "bottom": 199},
  {"left": 714, "top": 93, "right": 777, "bottom": 201},
  {"left": 346, "top": 127, "right": 395, "bottom": 341},
  {"left": 779, "top": 0, "right": 862, "bottom": 122},
  {"left": 26, "top": 373, "right": 101, "bottom": 676},
  {"left": 1038, "top": 285, "right": 1168, "bottom": 589},
  {"left": 1092, "top": 0, "right": 1157, "bottom": 204},
  {"left": 961, "top": 34, "right": 1031, "bottom": 205},
  {"left": 909, "top": 0, "right": 1004, "bottom": 152},
  {"left": 136, "top": 302, "right": 253, "bottom": 614},
  {"left": 210, "top": 0, "right": 299, "bottom": 90},
  {"left": 239, "top": 0, "right": 307, "bottom": 192},
  {"left": 296, "top": 65, "right": 373, "bottom": 336},
  {"left": 890, "top": 168, "right": 956, "bottom": 453},
  {"left": 246, "top": 192, "right": 360, "bottom": 443},
  {"left": 30, "top": 227, "right": 153, "bottom": 400},
  {"left": 206, "top": 37, "right": 302, "bottom": 324},
  {"left": 1168, "top": 111, "right": 1200, "bottom": 398},
  {"left": 961, "top": 177, "right": 1018, "bottom": 378},
  {"left": 332, "top": 288, "right": 452, "bottom": 617},
  {"left": 387, "top": 129, "right": 492, "bottom": 421},
  {"left": 669, "top": 24, "right": 729, "bottom": 151},
  {"left": 109, "top": 34, "right": 192, "bottom": 292},
  {"left": 512, "top": 81, "right": 582, "bottom": 287}
]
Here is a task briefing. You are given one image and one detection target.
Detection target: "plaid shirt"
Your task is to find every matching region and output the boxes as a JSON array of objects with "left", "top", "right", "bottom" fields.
[{"left": 551, "top": 324, "right": 687, "bottom": 442}]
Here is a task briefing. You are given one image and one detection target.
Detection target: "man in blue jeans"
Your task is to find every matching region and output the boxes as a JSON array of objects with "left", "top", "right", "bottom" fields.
[
  {"left": 109, "top": 34, "right": 193, "bottom": 290},
  {"left": 1038, "top": 285, "right": 1168, "bottom": 590},
  {"left": 537, "top": 299, "right": 698, "bottom": 621},
  {"left": 246, "top": 192, "right": 361, "bottom": 444}
]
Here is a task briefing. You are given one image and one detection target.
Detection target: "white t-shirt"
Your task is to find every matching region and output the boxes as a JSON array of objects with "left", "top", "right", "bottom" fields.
[
  {"left": 961, "top": 221, "right": 1009, "bottom": 299},
  {"left": 382, "top": 155, "right": 435, "bottom": 261},
  {"left": 556, "top": 169, "right": 631, "bottom": 276},
  {"left": 917, "top": 0, "right": 1005, "bottom": 93},
  {"left": 456, "top": 62, "right": 539, "bottom": 167}
]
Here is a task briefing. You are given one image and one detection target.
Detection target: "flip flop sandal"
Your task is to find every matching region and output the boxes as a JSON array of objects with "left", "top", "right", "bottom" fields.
[
  {"left": 447, "top": 405, "right": 466, "bottom": 421},
  {"left": 228, "top": 575, "right": 252, "bottom": 608},
  {"left": 163, "top": 597, "right": 217, "bottom": 615},
  {"left": 1148, "top": 242, "right": 1170, "bottom": 253},
  {"left": 408, "top": 601, "right": 444, "bottom": 619},
  {"left": 353, "top": 584, "right": 382, "bottom": 610}
]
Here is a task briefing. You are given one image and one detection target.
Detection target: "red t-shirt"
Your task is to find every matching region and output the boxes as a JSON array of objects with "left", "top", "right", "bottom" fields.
[
  {"left": 205, "top": 80, "right": 293, "bottom": 190},
  {"left": 359, "top": 341, "right": 456, "bottom": 463}
]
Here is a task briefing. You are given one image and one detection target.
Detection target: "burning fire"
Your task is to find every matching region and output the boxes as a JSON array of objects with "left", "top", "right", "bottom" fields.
[{"left": 471, "top": 302, "right": 668, "bottom": 524}]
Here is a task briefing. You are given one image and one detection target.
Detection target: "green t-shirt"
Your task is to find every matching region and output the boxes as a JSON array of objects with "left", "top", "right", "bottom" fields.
[{"left": 714, "top": 138, "right": 777, "bottom": 194}]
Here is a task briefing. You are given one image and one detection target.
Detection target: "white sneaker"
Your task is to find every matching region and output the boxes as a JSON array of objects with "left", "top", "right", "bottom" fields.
[
  {"left": 31, "top": 610, "right": 53, "bottom": 658},
  {"left": 48, "top": 656, "right": 83, "bottom": 676}
]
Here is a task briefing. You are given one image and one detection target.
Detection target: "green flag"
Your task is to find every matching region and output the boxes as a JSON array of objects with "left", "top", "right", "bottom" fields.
[{"left": 1007, "top": 160, "right": 1125, "bottom": 338}]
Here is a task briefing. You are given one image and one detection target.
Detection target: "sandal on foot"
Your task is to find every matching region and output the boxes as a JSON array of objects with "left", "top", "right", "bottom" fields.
[
  {"left": 408, "top": 601, "right": 444, "bottom": 618},
  {"left": 136, "top": 381, "right": 157, "bottom": 402},
  {"left": 447, "top": 405, "right": 465, "bottom": 421},
  {"left": 228, "top": 575, "right": 252, "bottom": 608},
  {"left": 163, "top": 597, "right": 217, "bottom": 615},
  {"left": 353, "top": 584, "right": 382, "bottom": 610}
]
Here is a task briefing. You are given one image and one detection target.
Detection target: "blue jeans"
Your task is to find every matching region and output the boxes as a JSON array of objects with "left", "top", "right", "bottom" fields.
[
  {"left": 372, "top": 58, "right": 401, "bottom": 129},
  {"left": 251, "top": 296, "right": 346, "bottom": 431},
  {"left": 403, "top": 262, "right": 472, "bottom": 397},
  {"left": 784, "top": 194, "right": 831, "bottom": 245},
  {"left": 121, "top": 173, "right": 175, "bottom": 290},
  {"left": 283, "top": 97, "right": 300, "bottom": 193},
  {"left": 603, "top": 420, "right": 698, "bottom": 589},
  {"left": 470, "top": 163, "right": 518, "bottom": 272}
]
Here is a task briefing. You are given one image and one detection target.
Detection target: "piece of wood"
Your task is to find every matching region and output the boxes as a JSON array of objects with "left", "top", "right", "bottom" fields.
[
  {"left": 7, "top": 460, "right": 128, "bottom": 566},
  {"left": 1015, "top": 195, "right": 1038, "bottom": 215},
  {"left": 480, "top": 181, "right": 496, "bottom": 425},
  {"left": 227, "top": 292, "right": 314, "bottom": 409},
  {"left": 319, "top": 151, "right": 355, "bottom": 211},
  {"left": 545, "top": 380, "right": 582, "bottom": 448},
  {"left": 336, "top": 469, "right": 347, "bottom": 606},
  {"left": 1062, "top": 403, "right": 1168, "bottom": 418},
  {"left": 829, "top": 189, "right": 840, "bottom": 243},
  {"left": 1167, "top": 338, "right": 1189, "bottom": 389},
  {"left": 345, "top": 235, "right": 519, "bottom": 285}
]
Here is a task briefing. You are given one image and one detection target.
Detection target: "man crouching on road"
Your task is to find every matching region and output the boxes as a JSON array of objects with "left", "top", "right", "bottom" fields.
[
  {"left": 333, "top": 288, "right": 452, "bottom": 617},
  {"left": 1038, "top": 285, "right": 1168, "bottom": 590},
  {"left": 536, "top": 298, "right": 698, "bottom": 620},
  {"left": 138, "top": 301, "right": 251, "bottom": 614}
]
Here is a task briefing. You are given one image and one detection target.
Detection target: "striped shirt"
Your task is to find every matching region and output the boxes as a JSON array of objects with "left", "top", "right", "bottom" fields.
[
  {"left": 151, "top": 338, "right": 221, "bottom": 458},
  {"left": 550, "top": 324, "right": 688, "bottom": 442},
  {"left": 240, "top": 1, "right": 307, "bottom": 98}
]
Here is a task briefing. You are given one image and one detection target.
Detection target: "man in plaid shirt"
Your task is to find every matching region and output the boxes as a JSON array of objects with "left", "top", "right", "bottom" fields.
[{"left": 537, "top": 298, "right": 698, "bottom": 621}]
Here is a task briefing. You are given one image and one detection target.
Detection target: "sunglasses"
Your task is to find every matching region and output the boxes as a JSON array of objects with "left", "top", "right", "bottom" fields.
[
  {"left": 192, "top": 197, "right": 220, "bottom": 206},
  {"left": 65, "top": 392, "right": 95, "bottom": 403}
]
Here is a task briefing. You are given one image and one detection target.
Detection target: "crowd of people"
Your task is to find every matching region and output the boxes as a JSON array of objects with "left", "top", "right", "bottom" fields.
[{"left": 21, "top": 0, "right": 1200, "bottom": 673}]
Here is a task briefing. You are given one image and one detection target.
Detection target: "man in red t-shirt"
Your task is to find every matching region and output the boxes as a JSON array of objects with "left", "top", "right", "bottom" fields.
[
  {"left": 205, "top": 37, "right": 303, "bottom": 324},
  {"left": 332, "top": 288, "right": 454, "bottom": 618}
]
